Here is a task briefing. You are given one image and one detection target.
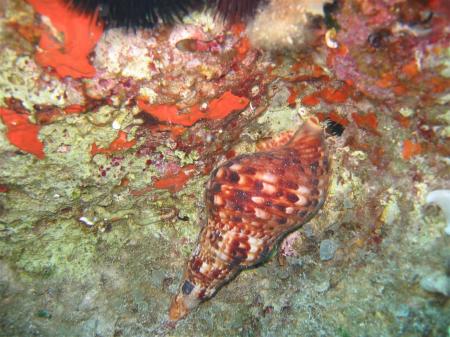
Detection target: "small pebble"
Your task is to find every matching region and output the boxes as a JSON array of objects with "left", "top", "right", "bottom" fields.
[
  {"left": 319, "top": 239, "right": 338, "bottom": 261},
  {"left": 276, "top": 268, "right": 290, "bottom": 280},
  {"left": 285, "top": 255, "right": 304, "bottom": 268},
  {"left": 315, "top": 279, "right": 331, "bottom": 293},
  {"left": 394, "top": 304, "right": 410, "bottom": 318},
  {"left": 303, "top": 223, "right": 315, "bottom": 239},
  {"left": 420, "top": 271, "right": 450, "bottom": 297},
  {"left": 325, "top": 28, "right": 338, "bottom": 49},
  {"left": 36, "top": 309, "right": 52, "bottom": 319}
]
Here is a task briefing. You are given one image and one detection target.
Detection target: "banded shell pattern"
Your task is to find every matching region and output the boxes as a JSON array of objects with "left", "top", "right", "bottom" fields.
[{"left": 169, "top": 117, "right": 330, "bottom": 320}]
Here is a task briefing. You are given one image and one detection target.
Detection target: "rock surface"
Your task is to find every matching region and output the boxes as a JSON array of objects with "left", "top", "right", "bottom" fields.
[{"left": 0, "top": 0, "right": 449, "bottom": 336}]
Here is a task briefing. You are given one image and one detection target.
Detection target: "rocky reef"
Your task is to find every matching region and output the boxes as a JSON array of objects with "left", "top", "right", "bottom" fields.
[{"left": 0, "top": 0, "right": 449, "bottom": 336}]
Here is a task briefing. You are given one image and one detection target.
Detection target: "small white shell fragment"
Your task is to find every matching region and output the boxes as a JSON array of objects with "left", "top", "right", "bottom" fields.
[
  {"left": 112, "top": 119, "right": 121, "bottom": 130},
  {"left": 399, "top": 107, "right": 415, "bottom": 117},
  {"left": 420, "top": 271, "right": 450, "bottom": 296},
  {"left": 426, "top": 189, "right": 450, "bottom": 235},
  {"left": 112, "top": 110, "right": 131, "bottom": 130},
  {"left": 320, "top": 239, "right": 338, "bottom": 261},
  {"left": 251, "top": 85, "right": 260, "bottom": 97},
  {"left": 79, "top": 216, "right": 95, "bottom": 227},
  {"left": 325, "top": 28, "right": 338, "bottom": 49}
]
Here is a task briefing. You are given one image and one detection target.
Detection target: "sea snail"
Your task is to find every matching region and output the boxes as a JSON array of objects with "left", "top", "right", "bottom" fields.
[{"left": 170, "top": 117, "right": 330, "bottom": 320}]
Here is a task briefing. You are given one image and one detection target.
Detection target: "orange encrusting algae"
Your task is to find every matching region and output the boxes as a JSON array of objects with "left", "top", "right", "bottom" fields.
[
  {"left": 319, "top": 85, "right": 350, "bottom": 104},
  {"left": 402, "top": 139, "right": 423, "bottom": 160},
  {"left": 376, "top": 72, "right": 395, "bottom": 89},
  {"left": 91, "top": 131, "right": 136, "bottom": 156},
  {"left": 352, "top": 112, "right": 379, "bottom": 134},
  {"left": 64, "top": 104, "right": 86, "bottom": 114},
  {"left": 301, "top": 94, "right": 320, "bottom": 106},
  {"left": 153, "top": 171, "right": 190, "bottom": 193},
  {"left": 328, "top": 111, "right": 349, "bottom": 126},
  {"left": 229, "top": 23, "right": 252, "bottom": 61},
  {"left": 287, "top": 88, "right": 299, "bottom": 107},
  {"left": 394, "top": 114, "right": 411, "bottom": 128},
  {"left": 169, "top": 118, "right": 329, "bottom": 321},
  {"left": 234, "top": 37, "right": 251, "bottom": 62},
  {"left": 152, "top": 165, "right": 195, "bottom": 193},
  {"left": 0, "top": 108, "right": 45, "bottom": 159},
  {"left": 326, "top": 44, "right": 349, "bottom": 68},
  {"left": 27, "top": 0, "right": 103, "bottom": 78},
  {"left": 401, "top": 61, "right": 420, "bottom": 78},
  {"left": 300, "top": 82, "right": 352, "bottom": 107},
  {"left": 150, "top": 125, "right": 187, "bottom": 140},
  {"left": 138, "top": 91, "right": 249, "bottom": 126}
]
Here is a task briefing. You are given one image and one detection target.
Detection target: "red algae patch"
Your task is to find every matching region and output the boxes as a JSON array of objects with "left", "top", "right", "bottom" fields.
[
  {"left": 91, "top": 131, "right": 136, "bottom": 156},
  {"left": 0, "top": 108, "right": 45, "bottom": 159},
  {"left": 138, "top": 91, "right": 250, "bottom": 127},
  {"left": 27, "top": 0, "right": 103, "bottom": 78}
]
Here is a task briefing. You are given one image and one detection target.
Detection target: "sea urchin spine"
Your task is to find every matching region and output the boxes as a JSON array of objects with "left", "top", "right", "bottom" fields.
[{"left": 65, "top": 0, "right": 263, "bottom": 28}]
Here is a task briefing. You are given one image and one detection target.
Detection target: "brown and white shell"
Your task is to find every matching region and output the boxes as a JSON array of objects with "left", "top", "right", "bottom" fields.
[{"left": 169, "top": 117, "right": 330, "bottom": 320}]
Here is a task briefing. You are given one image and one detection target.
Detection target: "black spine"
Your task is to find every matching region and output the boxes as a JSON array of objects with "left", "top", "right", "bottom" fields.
[{"left": 66, "top": 0, "right": 206, "bottom": 28}]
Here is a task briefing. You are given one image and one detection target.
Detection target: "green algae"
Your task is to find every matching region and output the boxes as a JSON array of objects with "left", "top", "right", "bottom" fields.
[
  {"left": 15, "top": 220, "right": 97, "bottom": 278},
  {"left": 173, "top": 149, "right": 200, "bottom": 166}
]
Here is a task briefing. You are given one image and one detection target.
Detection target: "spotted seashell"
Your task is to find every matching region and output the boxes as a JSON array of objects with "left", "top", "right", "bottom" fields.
[{"left": 169, "top": 117, "right": 330, "bottom": 320}]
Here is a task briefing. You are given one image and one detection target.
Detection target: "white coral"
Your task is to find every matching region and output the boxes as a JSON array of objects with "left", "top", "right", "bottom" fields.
[{"left": 426, "top": 189, "right": 450, "bottom": 235}]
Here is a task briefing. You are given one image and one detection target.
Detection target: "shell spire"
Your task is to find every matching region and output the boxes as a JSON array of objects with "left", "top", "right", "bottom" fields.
[{"left": 169, "top": 117, "right": 330, "bottom": 321}]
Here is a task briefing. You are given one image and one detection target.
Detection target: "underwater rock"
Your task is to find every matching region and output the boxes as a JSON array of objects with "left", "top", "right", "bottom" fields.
[{"left": 1, "top": 0, "right": 450, "bottom": 335}]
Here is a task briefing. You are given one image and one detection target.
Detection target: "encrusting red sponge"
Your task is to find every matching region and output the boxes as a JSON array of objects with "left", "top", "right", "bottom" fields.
[
  {"left": 27, "top": 0, "right": 103, "bottom": 78},
  {"left": 0, "top": 108, "right": 45, "bottom": 159},
  {"left": 138, "top": 91, "right": 250, "bottom": 127}
]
